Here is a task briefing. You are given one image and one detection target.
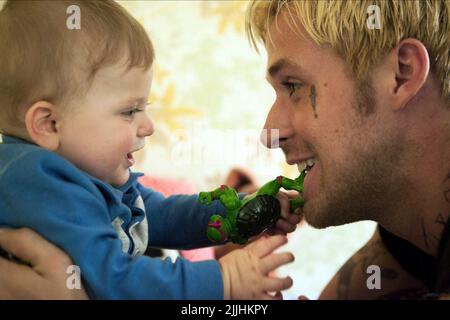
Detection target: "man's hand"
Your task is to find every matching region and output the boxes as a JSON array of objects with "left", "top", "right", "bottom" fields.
[
  {"left": 219, "top": 235, "right": 294, "bottom": 299},
  {"left": 0, "top": 228, "right": 88, "bottom": 299}
]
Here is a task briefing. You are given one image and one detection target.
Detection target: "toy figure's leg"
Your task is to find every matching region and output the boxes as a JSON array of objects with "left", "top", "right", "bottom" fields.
[
  {"left": 207, "top": 215, "right": 231, "bottom": 243},
  {"left": 256, "top": 178, "right": 283, "bottom": 196},
  {"left": 289, "top": 198, "right": 304, "bottom": 212}
]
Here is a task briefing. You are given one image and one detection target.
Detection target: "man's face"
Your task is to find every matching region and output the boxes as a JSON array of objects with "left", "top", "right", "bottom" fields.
[
  {"left": 56, "top": 63, "right": 154, "bottom": 187},
  {"left": 263, "top": 12, "right": 409, "bottom": 228}
]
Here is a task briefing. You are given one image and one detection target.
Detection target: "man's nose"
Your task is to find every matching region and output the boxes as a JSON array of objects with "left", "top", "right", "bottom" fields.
[
  {"left": 137, "top": 113, "right": 154, "bottom": 138},
  {"left": 260, "top": 102, "right": 294, "bottom": 148}
]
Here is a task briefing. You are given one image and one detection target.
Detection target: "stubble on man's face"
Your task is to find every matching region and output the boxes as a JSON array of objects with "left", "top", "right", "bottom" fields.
[{"left": 303, "top": 80, "right": 411, "bottom": 229}]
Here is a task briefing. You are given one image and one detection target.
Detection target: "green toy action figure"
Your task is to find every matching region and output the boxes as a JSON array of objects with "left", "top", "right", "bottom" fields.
[{"left": 199, "top": 170, "right": 306, "bottom": 244}]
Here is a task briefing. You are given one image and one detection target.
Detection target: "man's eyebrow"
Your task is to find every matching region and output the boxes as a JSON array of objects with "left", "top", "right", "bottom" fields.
[{"left": 267, "top": 58, "right": 305, "bottom": 80}]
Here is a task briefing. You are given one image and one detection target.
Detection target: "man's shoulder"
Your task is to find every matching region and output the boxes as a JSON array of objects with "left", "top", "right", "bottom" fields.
[{"left": 319, "top": 226, "right": 429, "bottom": 299}]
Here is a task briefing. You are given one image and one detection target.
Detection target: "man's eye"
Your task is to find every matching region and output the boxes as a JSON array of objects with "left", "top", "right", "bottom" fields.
[{"left": 282, "top": 82, "right": 302, "bottom": 97}]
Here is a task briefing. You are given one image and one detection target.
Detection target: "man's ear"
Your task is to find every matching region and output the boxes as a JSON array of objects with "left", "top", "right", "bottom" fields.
[
  {"left": 25, "top": 101, "right": 61, "bottom": 151},
  {"left": 391, "top": 38, "right": 430, "bottom": 110}
]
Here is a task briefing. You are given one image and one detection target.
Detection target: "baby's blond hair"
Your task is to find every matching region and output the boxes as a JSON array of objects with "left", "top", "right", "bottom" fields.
[{"left": 0, "top": 0, "right": 155, "bottom": 134}]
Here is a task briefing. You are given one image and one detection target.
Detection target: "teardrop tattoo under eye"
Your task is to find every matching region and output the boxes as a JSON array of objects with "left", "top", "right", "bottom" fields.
[{"left": 310, "top": 85, "right": 318, "bottom": 119}]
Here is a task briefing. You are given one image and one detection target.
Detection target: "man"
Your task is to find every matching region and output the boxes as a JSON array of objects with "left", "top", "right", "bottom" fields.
[
  {"left": 1, "top": 0, "right": 449, "bottom": 299},
  {"left": 247, "top": 0, "right": 450, "bottom": 299}
]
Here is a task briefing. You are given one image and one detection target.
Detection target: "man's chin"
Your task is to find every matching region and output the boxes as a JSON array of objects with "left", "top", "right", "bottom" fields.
[
  {"left": 303, "top": 214, "right": 330, "bottom": 229},
  {"left": 302, "top": 201, "right": 358, "bottom": 229},
  {"left": 304, "top": 212, "right": 348, "bottom": 229},
  {"left": 302, "top": 205, "right": 330, "bottom": 229}
]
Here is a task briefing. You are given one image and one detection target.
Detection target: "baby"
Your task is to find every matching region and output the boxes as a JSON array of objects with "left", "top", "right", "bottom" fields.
[{"left": 0, "top": 0, "right": 300, "bottom": 299}]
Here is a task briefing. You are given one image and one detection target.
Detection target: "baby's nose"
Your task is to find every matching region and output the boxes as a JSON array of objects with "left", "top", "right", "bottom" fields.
[{"left": 138, "top": 116, "right": 154, "bottom": 137}]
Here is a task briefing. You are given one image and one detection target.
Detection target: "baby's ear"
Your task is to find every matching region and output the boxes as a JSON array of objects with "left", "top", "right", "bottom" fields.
[{"left": 25, "top": 101, "right": 60, "bottom": 151}]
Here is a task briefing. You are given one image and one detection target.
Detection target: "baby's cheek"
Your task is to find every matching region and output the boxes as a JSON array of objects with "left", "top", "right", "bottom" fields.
[{"left": 78, "top": 148, "right": 118, "bottom": 178}]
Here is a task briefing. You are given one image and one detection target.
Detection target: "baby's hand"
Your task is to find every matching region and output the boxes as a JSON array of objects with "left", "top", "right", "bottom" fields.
[
  {"left": 269, "top": 191, "right": 303, "bottom": 235},
  {"left": 219, "top": 235, "right": 294, "bottom": 300}
]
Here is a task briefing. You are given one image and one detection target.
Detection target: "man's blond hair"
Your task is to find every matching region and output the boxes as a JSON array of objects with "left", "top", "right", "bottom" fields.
[
  {"left": 246, "top": 0, "right": 450, "bottom": 104},
  {"left": 0, "top": 0, "right": 155, "bottom": 134}
]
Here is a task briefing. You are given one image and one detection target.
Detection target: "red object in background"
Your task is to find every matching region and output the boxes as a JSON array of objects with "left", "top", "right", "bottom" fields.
[{"left": 138, "top": 175, "right": 216, "bottom": 262}]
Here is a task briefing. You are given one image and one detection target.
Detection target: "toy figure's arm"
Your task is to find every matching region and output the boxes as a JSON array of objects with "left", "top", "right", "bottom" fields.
[
  {"left": 281, "top": 174, "right": 306, "bottom": 212},
  {"left": 257, "top": 171, "right": 305, "bottom": 196},
  {"left": 256, "top": 171, "right": 306, "bottom": 213},
  {"left": 199, "top": 185, "right": 241, "bottom": 211},
  {"left": 198, "top": 186, "right": 223, "bottom": 206},
  {"left": 280, "top": 171, "right": 306, "bottom": 193}
]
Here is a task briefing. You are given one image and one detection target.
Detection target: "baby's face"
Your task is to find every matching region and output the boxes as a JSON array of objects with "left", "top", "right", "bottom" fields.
[{"left": 55, "top": 62, "right": 154, "bottom": 187}]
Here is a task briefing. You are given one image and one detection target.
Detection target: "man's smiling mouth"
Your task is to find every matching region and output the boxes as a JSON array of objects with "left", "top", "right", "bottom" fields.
[{"left": 297, "top": 157, "right": 317, "bottom": 174}]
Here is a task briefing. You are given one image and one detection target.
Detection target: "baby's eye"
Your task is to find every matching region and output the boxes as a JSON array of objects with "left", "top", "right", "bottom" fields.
[{"left": 121, "top": 107, "right": 141, "bottom": 118}]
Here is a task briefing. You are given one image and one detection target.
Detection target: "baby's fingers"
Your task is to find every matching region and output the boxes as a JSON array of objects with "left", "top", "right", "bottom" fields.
[
  {"left": 261, "top": 251, "right": 294, "bottom": 274},
  {"left": 246, "top": 235, "right": 287, "bottom": 258},
  {"left": 274, "top": 291, "right": 284, "bottom": 300},
  {"left": 276, "top": 192, "right": 290, "bottom": 219},
  {"left": 261, "top": 291, "right": 286, "bottom": 300},
  {"left": 262, "top": 276, "right": 293, "bottom": 293},
  {"left": 292, "top": 207, "right": 303, "bottom": 216},
  {"left": 274, "top": 219, "right": 297, "bottom": 234}
]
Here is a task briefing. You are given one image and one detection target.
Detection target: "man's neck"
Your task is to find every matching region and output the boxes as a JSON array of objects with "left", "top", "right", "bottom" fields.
[
  {"left": 415, "top": 192, "right": 449, "bottom": 257},
  {"left": 383, "top": 170, "right": 450, "bottom": 257},
  {"left": 383, "top": 96, "right": 450, "bottom": 257}
]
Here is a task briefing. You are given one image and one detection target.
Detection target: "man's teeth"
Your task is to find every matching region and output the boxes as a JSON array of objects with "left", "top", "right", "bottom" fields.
[
  {"left": 297, "top": 162, "right": 307, "bottom": 172},
  {"left": 306, "top": 158, "right": 316, "bottom": 167},
  {"left": 297, "top": 158, "right": 317, "bottom": 173}
]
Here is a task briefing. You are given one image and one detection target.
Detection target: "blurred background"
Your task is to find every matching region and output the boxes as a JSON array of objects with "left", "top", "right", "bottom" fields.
[{"left": 1, "top": 0, "right": 377, "bottom": 299}]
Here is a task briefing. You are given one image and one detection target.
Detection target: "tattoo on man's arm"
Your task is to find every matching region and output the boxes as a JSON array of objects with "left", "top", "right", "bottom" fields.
[
  {"left": 336, "top": 256, "right": 356, "bottom": 299},
  {"left": 444, "top": 172, "right": 450, "bottom": 204},
  {"left": 422, "top": 218, "right": 431, "bottom": 250},
  {"left": 336, "top": 239, "right": 398, "bottom": 299},
  {"left": 421, "top": 217, "right": 440, "bottom": 250},
  {"left": 436, "top": 213, "right": 447, "bottom": 227}
]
